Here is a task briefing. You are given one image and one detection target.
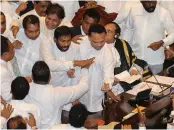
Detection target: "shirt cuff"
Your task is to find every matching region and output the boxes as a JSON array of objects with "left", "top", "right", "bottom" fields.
[
  {"left": 66, "top": 61, "right": 74, "bottom": 69},
  {"left": 163, "top": 38, "right": 172, "bottom": 47},
  {"left": 1, "top": 117, "right": 7, "bottom": 129}
]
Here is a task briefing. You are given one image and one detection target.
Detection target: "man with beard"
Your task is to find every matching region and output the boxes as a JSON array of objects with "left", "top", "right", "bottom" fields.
[
  {"left": 40, "top": 26, "right": 94, "bottom": 114},
  {"left": 123, "top": 0, "right": 174, "bottom": 74},
  {"left": 40, "top": 26, "right": 94, "bottom": 87}
]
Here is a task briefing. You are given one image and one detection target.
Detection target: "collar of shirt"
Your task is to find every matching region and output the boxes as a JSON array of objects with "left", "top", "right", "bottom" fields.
[
  {"left": 0, "top": 59, "right": 7, "bottom": 66},
  {"left": 80, "top": 25, "right": 86, "bottom": 35},
  {"left": 107, "top": 39, "right": 116, "bottom": 48}
]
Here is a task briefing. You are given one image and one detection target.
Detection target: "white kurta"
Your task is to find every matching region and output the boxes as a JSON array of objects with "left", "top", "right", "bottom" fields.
[
  {"left": 40, "top": 40, "right": 81, "bottom": 111},
  {"left": 40, "top": 39, "right": 75, "bottom": 78},
  {"left": 43, "top": 42, "right": 80, "bottom": 87},
  {"left": 15, "top": 28, "right": 48, "bottom": 76},
  {"left": 25, "top": 75, "right": 88, "bottom": 129},
  {"left": 160, "top": 1, "right": 174, "bottom": 22},
  {"left": 106, "top": 42, "right": 121, "bottom": 68},
  {"left": 0, "top": 59, "right": 13, "bottom": 102},
  {"left": 79, "top": 36, "right": 115, "bottom": 112},
  {"left": 9, "top": 100, "right": 41, "bottom": 128},
  {"left": 123, "top": 4, "right": 174, "bottom": 65}
]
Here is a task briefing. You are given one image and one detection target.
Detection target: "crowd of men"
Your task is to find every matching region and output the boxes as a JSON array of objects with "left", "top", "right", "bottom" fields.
[{"left": 1, "top": 0, "right": 174, "bottom": 129}]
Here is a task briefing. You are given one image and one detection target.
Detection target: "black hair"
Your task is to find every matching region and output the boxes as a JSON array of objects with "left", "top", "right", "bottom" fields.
[
  {"left": 23, "top": 15, "right": 40, "bottom": 30},
  {"left": 69, "top": 103, "right": 88, "bottom": 128},
  {"left": 46, "top": 3, "right": 65, "bottom": 19},
  {"left": 7, "top": 116, "right": 27, "bottom": 129},
  {"left": 35, "top": 1, "right": 50, "bottom": 4},
  {"left": 32, "top": 61, "right": 50, "bottom": 84},
  {"left": 1, "top": 35, "right": 9, "bottom": 56},
  {"left": 11, "top": 77, "right": 30, "bottom": 100},
  {"left": 105, "top": 22, "right": 121, "bottom": 35},
  {"left": 0, "top": 11, "right": 5, "bottom": 17},
  {"left": 88, "top": 24, "right": 106, "bottom": 36},
  {"left": 54, "top": 26, "right": 72, "bottom": 39},
  {"left": 83, "top": 8, "right": 100, "bottom": 23}
]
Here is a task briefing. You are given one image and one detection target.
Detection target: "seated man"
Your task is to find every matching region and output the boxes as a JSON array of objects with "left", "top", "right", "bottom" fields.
[
  {"left": 51, "top": 103, "right": 88, "bottom": 129},
  {"left": 105, "top": 22, "right": 152, "bottom": 80},
  {"left": 25, "top": 61, "right": 89, "bottom": 128},
  {"left": 70, "top": 8, "right": 100, "bottom": 44}
]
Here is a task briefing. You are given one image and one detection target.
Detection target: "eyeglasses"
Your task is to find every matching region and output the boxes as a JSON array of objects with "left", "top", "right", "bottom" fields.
[{"left": 106, "top": 29, "right": 115, "bottom": 34}]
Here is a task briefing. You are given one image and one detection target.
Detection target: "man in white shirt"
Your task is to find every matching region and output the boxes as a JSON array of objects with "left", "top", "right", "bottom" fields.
[
  {"left": 123, "top": 1, "right": 174, "bottom": 74},
  {"left": 70, "top": 8, "right": 100, "bottom": 44},
  {"left": 51, "top": 103, "right": 88, "bottom": 130},
  {"left": 0, "top": 36, "right": 15, "bottom": 102},
  {"left": 11, "top": 1, "right": 51, "bottom": 38},
  {"left": 41, "top": 26, "right": 94, "bottom": 87},
  {"left": 79, "top": 24, "right": 121, "bottom": 113},
  {"left": 25, "top": 61, "right": 89, "bottom": 128},
  {"left": 9, "top": 77, "right": 41, "bottom": 128},
  {"left": 14, "top": 15, "right": 48, "bottom": 77},
  {"left": 40, "top": 3, "right": 72, "bottom": 41},
  {"left": 40, "top": 25, "right": 94, "bottom": 114},
  {"left": 0, "top": 12, "right": 22, "bottom": 50}
]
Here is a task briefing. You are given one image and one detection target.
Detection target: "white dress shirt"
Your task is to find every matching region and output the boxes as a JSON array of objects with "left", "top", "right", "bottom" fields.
[
  {"left": 25, "top": 75, "right": 88, "bottom": 129},
  {"left": 0, "top": 59, "right": 13, "bottom": 102},
  {"left": 106, "top": 42, "right": 121, "bottom": 68},
  {"left": 160, "top": 1, "right": 174, "bottom": 22},
  {"left": 123, "top": 3, "right": 174, "bottom": 65},
  {"left": 9, "top": 100, "right": 41, "bottom": 128},
  {"left": 0, "top": 116, "right": 6, "bottom": 129},
  {"left": 40, "top": 39, "right": 75, "bottom": 77},
  {"left": 40, "top": 40, "right": 81, "bottom": 111},
  {"left": 79, "top": 36, "right": 115, "bottom": 112},
  {"left": 51, "top": 124, "right": 87, "bottom": 130},
  {"left": 14, "top": 28, "right": 48, "bottom": 77}
]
